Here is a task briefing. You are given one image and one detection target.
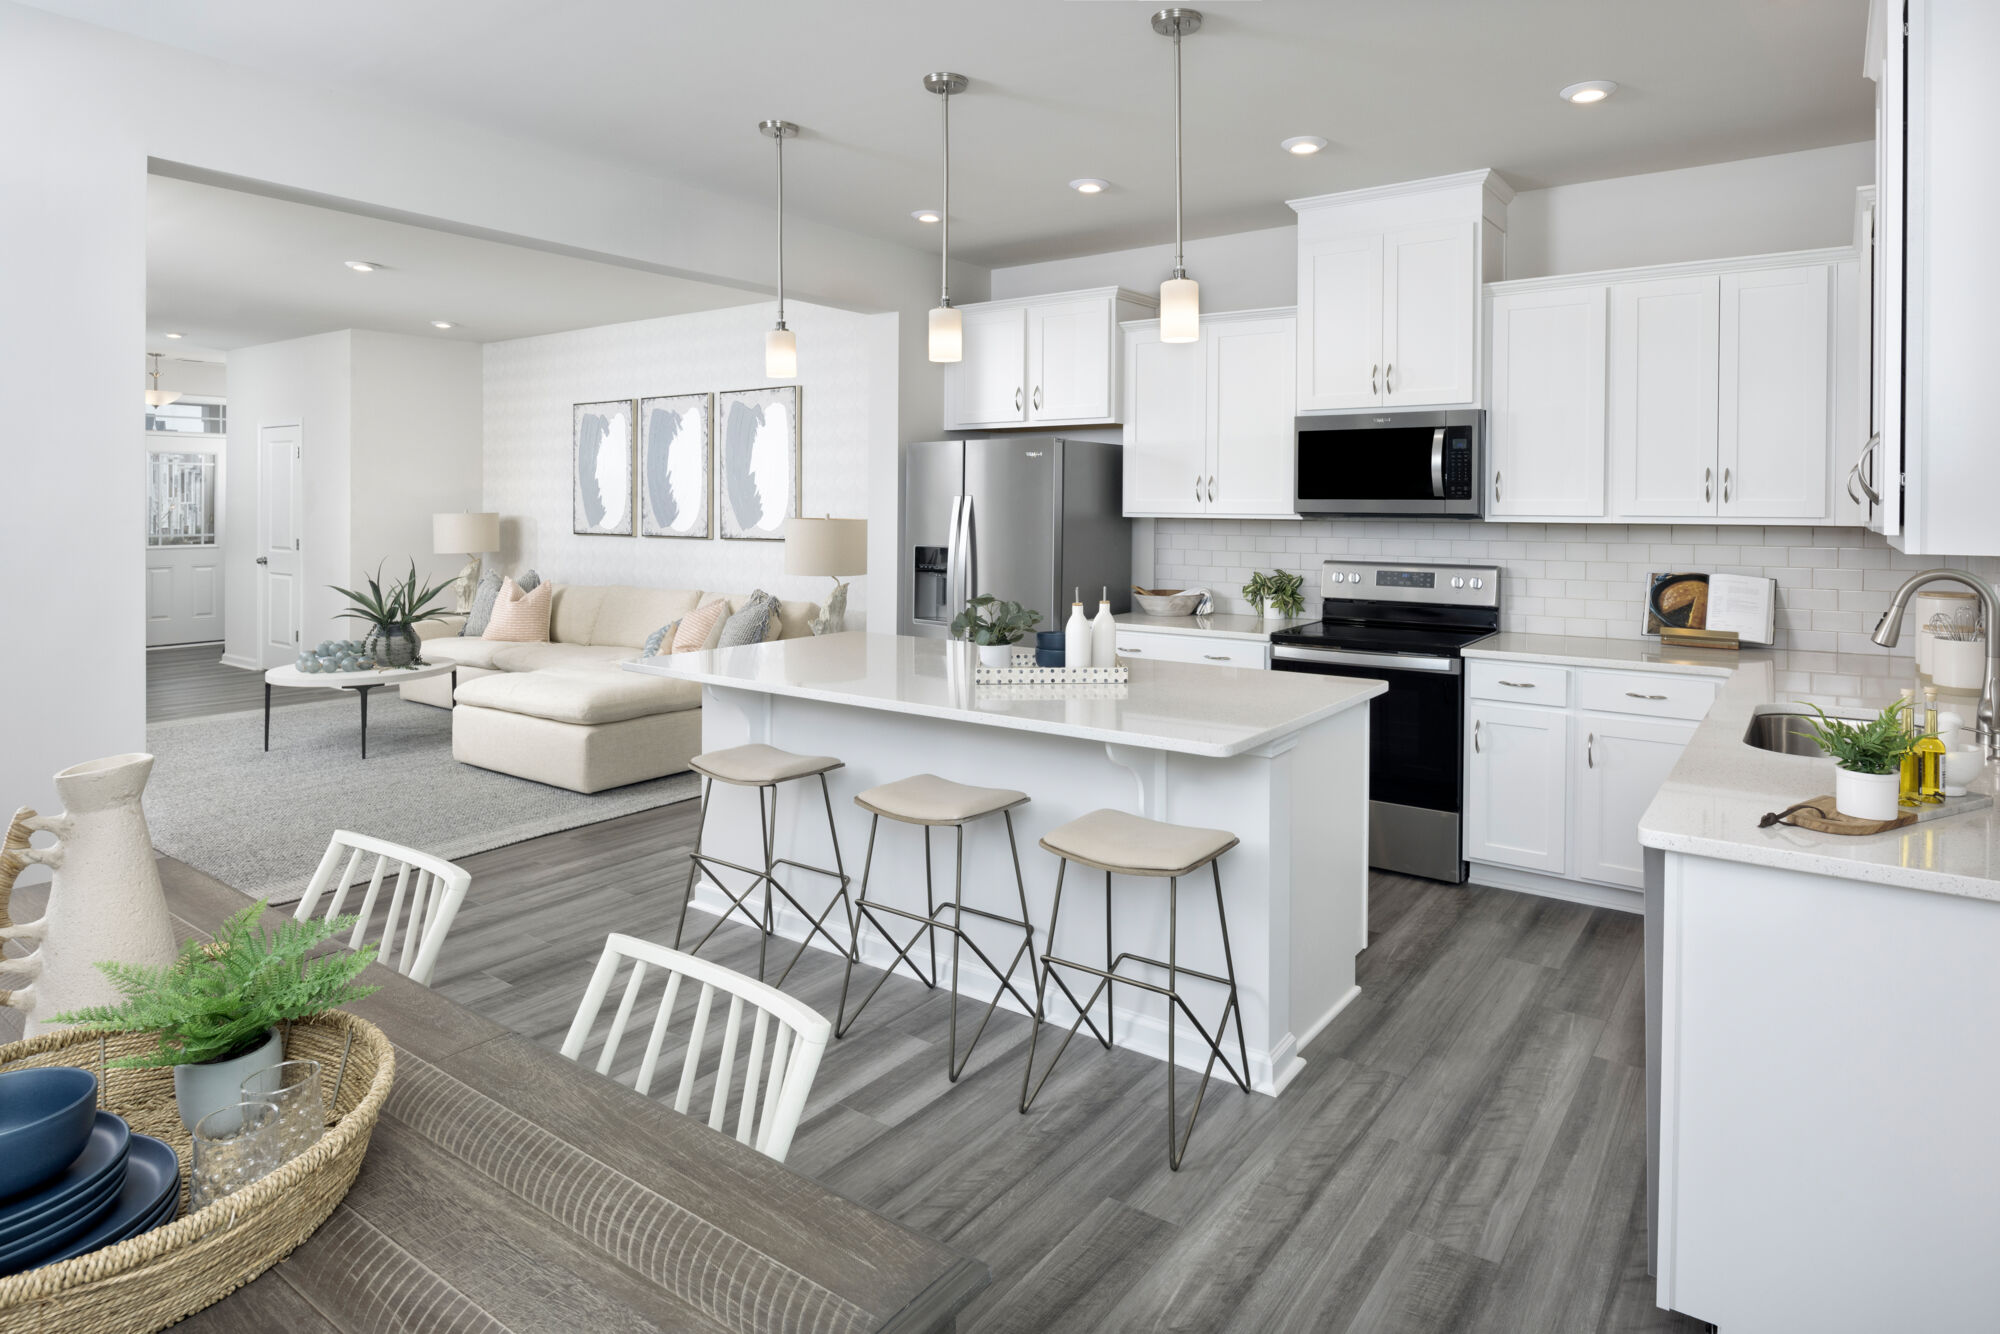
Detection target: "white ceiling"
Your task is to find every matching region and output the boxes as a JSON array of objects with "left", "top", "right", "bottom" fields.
[
  {"left": 60, "top": 0, "right": 1873, "bottom": 270},
  {"left": 145, "top": 174, "right": 764, "bottom": 358}
]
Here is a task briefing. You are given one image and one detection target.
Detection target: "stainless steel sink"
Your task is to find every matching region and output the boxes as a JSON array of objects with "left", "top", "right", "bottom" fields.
[{"left": 1742, "top": 708, "right": 1870, "bottom": 756}]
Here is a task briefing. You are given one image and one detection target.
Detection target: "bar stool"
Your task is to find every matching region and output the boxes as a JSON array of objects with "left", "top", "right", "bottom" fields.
[
  {"left": 1018, "top": 808, "right": 1251, "bottom": 1171},
  {"left": 674, "top": 743, "right": 853, "bottom": 988},
  {"left": 836, "top": 774, "right": 1042, "bottom": 1082}
]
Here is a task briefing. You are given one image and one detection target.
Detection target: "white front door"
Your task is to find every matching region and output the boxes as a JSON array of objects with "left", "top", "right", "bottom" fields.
[
  {"left": 258, "top": 424, "right": 303, "bottom": 667},
  {"left": 145, "top": 547, "right": 224, "bottom": 646}
]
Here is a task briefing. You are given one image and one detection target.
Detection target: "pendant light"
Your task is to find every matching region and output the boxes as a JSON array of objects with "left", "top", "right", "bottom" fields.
[
  {"left": 760, "top": 119, "right": 800, "bottom": 378},
  {"left": 1153, "top": 8, "right": 1201, "bottom": 343},
  {"left": 145, "top": 352, "right": 181, "bottom": 408},
  {"left": 924, "top": 72, "right": 968, "bottom": 363}
]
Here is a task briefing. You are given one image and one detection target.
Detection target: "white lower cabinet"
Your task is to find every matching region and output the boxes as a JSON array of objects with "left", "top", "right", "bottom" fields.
[
  {"left": 1112, "top": 630, "right": 1269, "bottom": 669},
  {"left": 1465, "top": 661, "right": 1718, "bottom": 901},
  {"left": 1464, "top": 701, "right": 1570, "bottom": 875}
]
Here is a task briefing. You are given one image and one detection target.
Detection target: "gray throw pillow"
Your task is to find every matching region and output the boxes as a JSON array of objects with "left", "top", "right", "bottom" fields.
[
  {"left": 641, "top": 619, "right": 680, "bottom": 658},
  {"left": 717, "top": 591, "right": 777, "bottom": 648},
  {"left": 516, "top": 568, "right": 542, "bottom": 593},
  {"left": 460, "top": 571, "right": 504, "bottom": 636}
]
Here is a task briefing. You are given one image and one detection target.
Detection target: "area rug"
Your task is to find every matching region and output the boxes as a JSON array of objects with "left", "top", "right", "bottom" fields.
[{"left": 143, "top": 695, "right": 698, "bottom": 903}]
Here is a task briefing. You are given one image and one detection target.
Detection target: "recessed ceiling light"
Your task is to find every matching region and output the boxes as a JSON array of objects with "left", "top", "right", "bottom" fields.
[
  {"left": 911, "top": 208, "right": 941, "bottom": 223},
  {"left": 1069, "top": 178, "right": 1110, "bottom": 194},
  {"left": 344, "top": 260, "right": 378, "bottom": 272},
  {"left": 163, "top": 331, "right": 184, "bottom": 339},
  {"left": 431, "top": 320, "right": 456, "bottom": 330},
  {"left": 1280, "top": 136, "right": 1327, "bottom": 156},
  {"left": 1559, "top": 80, "right": 1618, "bottom": 105}
]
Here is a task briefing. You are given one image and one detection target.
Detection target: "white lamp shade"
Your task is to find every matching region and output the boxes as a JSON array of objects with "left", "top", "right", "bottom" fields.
[
  {"left": 784, "top": 517, "right": 867, "bottom": 576},
  {"left": 1159, "top": 276, "right": 1201, "bottom": 343},
  {"left": 144, "top": 388, "right": 181, "bottom": 407},
  {"left": 433, "top": 511, "right": 500, "bottom": 554},
  {"left": 765, "top": 326, "right": 797, "bottom": 378},
  {"left": 928, "top": 305, "right": 963, "bottom": 363}
]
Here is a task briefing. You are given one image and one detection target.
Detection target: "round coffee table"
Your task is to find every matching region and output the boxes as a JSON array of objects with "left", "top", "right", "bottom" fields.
[{"left": 262, "top": 661, "right": 456, "bottom": 758}]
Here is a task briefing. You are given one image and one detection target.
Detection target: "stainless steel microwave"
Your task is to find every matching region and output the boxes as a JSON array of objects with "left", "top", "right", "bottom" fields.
[{"left": 1294, "top": 409, "right": 1484, "bottom": 518}]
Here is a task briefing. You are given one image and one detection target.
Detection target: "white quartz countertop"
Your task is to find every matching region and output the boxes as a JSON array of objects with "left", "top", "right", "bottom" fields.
[
  {"left": 1466, "top": 633, "right": 2000, "bottom": 902},
  {"left": 1113, "top": 611, "right": 1316, "bottom": 642},
  {"left": 624, "top": 632, "right": 1384, "bottom": 758}
]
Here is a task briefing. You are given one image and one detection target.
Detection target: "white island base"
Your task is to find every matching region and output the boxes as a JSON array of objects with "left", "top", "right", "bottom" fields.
[{"left": 632, "top": 634, "right": 1382, "bottom": 1095}]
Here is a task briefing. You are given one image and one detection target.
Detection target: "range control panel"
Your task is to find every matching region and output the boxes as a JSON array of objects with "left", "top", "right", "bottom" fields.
[{"left": 1319, "top": 560, "right": 1502, "bottom": 610}]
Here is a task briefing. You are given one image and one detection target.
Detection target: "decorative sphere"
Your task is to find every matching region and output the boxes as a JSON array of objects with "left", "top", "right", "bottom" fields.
[
  {"left": 316, "top": 641, "right": 335, "bottom": 655},
  {"left": 299, "top": 657, "right": 321, "bottom": 673},
  {"left": 355, "top": 657, "right": 375, "bottom": 670}
]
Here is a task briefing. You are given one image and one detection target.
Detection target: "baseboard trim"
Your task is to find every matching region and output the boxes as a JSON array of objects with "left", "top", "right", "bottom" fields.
[
  {"left": 218, "top": 653, "right": 261, "bottom": 672},
  {"left": 1467, "top": 862, "right": 1642, "bottom": 914}
]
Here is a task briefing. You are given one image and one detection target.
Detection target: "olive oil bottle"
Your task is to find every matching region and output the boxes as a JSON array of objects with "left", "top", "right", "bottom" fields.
[
  {"left": 1916, "top": 687, "right": 1949, "bottom": 804},
  {"left": 1898, "top": 688, "right": 1924, "bottom": 807}
]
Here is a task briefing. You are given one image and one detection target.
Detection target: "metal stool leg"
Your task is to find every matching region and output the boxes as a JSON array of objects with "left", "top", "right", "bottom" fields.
[
  {"left": 837, "top": 814, "right": 942, "bottom": 1038},
  {"left": 674, "top": 778, "right": 714, "bottom": 949},
  {"left": 1020, "top": 858, "right": 1116, "bottom": 1114}
]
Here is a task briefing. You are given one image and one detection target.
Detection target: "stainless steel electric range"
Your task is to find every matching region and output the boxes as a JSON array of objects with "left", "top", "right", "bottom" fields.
[{"left": 1268, "top": 559, "right": 1501, "bottom": 884}]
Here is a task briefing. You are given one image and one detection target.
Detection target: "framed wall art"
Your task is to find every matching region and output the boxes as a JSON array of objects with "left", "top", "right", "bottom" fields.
[
  {"left": 638, "top": 392, "right": 711, "bottom": 538},
  {"left": 572, "top": 399, "right": 636, "bottom": 536},
  {"left": 715, "top": 385, "right": 800, "bottom": 542}
]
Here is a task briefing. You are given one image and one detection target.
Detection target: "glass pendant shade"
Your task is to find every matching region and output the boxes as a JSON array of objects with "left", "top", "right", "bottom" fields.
[
  {"left": 1159, "top": 276, "right": 1200, "bottom": 343},
  {"left": 144, "top": 388, "right": 182, "bottom": 408},
  {"left": 765, "top": 326, "right": 797, "bottom": 378},
  {"left": 928, "top": 304, "right": 963, "bottom": 363}
]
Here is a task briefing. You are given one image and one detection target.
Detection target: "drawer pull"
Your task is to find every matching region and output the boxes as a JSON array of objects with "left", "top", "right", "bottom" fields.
[
  {"left": 1497, "top": 680, "right": 1536, "bottom": 689},
  {"left": 1587, "top": 732, "right": 1595, "bottom": 768},
  {"left": 1122, "top": 645, "right": 1144, "bottom": 653},
  {"left": 1626, "top": 692, "right": 1668, "bottom": 701},
  {"left": 1203, "top": 654, "right": 1229, "bottom": 662}
]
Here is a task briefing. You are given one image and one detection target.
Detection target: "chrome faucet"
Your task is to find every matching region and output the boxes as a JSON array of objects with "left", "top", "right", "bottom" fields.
[{"left": 1872, "top": 569, "right": 2000, "bottom": 760}]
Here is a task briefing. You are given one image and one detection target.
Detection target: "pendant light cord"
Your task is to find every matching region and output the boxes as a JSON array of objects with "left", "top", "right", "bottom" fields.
[
  {"left": 775, "top": 128, "right": 786, "bottom": 327},
  {"left": 940, "top": 86, "right": 952, "bottom": 307},
  {"left": 1172, "top": 22, "right": 1185, "bottom": 280}
]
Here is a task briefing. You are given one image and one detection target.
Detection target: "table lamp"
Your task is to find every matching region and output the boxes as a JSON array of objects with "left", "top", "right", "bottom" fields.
[
  {"left": 433, "top": 512, "right": 501, "bottom": 614},
  {"left": 785, "top": 517, "right": 866, "bottom": 634}
]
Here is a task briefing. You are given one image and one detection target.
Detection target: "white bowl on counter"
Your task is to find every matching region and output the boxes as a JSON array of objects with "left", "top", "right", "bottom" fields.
[{"left": 1131, "top": 589, "right": 1206, "bottom": 617}]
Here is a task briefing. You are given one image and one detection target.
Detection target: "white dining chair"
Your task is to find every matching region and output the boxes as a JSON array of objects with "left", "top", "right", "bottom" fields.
[
  {"left": 293, "top": 830, "right": 472, "bottom": 988},
  {"left": 559, "top": 933, "right": 830, "bottom": 1165}
]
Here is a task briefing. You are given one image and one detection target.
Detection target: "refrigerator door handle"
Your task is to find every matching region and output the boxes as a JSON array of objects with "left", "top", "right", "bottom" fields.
[
  {"left": 959, "top": 493, "right": 977, "bottom": 604},
  {"left": 943, "top": 494, "right": 965, "bottom": 623}
]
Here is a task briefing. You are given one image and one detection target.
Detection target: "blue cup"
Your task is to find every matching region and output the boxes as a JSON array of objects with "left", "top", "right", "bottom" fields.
[{"left": 1035, "top": 630, "right": 1066, "bottom": 668}]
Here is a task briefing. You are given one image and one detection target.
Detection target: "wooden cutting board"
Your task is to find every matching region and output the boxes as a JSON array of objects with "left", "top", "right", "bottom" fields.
[{"left": 1763, "top": 797, "right": 1916, "bottom": 836}]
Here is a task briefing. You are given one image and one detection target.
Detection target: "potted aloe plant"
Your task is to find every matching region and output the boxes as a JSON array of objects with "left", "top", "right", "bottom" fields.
[
  {"left": 1800, "top": 702, "right": 1915, "bottom": 822},
  {"left": 332, "top": 560, "right": 455, "bottom": 668},
  {"left": 52, "top": 901, "right": 379, "bottom": 1131},
  {"left": 950, "top": 595, "right": 1043, "bottom": 668}
]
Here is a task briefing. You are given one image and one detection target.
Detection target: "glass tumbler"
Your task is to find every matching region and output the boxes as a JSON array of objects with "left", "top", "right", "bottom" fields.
[
  {"left": 241, "top": 1059, "right": 327, "bottom": 1165},
  {"left": 190, "top": 1099, "right": 283, "bottom": 1211}
]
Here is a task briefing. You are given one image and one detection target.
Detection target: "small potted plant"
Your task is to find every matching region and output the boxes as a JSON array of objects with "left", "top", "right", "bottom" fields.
[
  {"left": 1242, "top": 571, "right": 1306, "bottom": 620},
  {"left": 1800, "top": 702, "right": 1915, "bottom": 822},
  {"left": 950, "top": 594, "right": 1043, "bottom": 668},
  {"left": 52, "top": 901, "right": 380, "bottom": 1131},
  {"left": 331, "top": 560, "right": 455, "bottom": 669}
]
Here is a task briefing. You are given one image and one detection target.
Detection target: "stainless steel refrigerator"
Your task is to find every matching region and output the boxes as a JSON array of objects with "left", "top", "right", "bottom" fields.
[{"left": 902, "top": 437, "right": 1132, "bottom": 639}]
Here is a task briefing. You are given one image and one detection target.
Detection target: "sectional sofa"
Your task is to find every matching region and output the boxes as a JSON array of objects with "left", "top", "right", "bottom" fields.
[{"left": 406, "top": 585, "right": 819, "bottom": 793}]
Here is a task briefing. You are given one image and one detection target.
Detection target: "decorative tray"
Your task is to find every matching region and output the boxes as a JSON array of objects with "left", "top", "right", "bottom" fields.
[
  {"left": 0, "top": 1011, "right": 394, "bottom": 1333},
  {"left": 974, "top": 651, "right": 1130, "bottom": 685}
]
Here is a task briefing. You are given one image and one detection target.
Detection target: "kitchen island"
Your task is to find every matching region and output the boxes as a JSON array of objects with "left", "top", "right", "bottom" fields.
[{"left": 627, "top": 632, "right": 1384, "bottom": 1094}]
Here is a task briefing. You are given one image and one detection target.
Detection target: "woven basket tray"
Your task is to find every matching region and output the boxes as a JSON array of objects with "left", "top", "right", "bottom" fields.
[{"left": 0, "top": 1011, "right": 394, "bottom": 1333}]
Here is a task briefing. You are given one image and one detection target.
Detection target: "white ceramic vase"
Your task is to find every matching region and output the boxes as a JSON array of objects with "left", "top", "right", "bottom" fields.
[
  {"left": 173, "top": 1026, "right": 283, "bottom": 1133},
  {"left": 1, "top": 754, "right": 181, "bottom": 1038},
  {"left": 1834, "top": 766, "right": 1901, "bottom": 822}
]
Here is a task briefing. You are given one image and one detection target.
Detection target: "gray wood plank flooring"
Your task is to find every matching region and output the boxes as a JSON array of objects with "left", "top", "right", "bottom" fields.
[
  {"left": 148, "top": 643, "right": 346, "bottom": 720},
  {"left": 102, "top": 650, "right": 1708, "bottom": 1331}
]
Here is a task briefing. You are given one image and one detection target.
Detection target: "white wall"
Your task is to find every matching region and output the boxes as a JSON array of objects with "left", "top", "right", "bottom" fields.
[
  {"left": 484, "top": 301, "right": 892, "bottom": 620},
  {"left": 989, "top": 225, "right": 1298, "bottom": 312},
  {"left": 141, "top": 356, "right": 226, "bottom": 399},
  {"left": 348, "top": 332, "right": 482, "bottom": 596}
]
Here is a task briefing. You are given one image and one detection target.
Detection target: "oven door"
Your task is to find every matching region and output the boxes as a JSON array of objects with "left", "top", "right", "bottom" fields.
[
  {"left": 1271, "top": 645, "right": 1467, "bottom": 884},
  {"left": 1294, "top": 409, "right": 1483, "bottom": 517}
]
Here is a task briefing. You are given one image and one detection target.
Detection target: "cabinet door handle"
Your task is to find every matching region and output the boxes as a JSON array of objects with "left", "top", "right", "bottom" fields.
[
  {"left": 1203, "top": 654, "right": 1229, "bottom": 662},
  {"left": 1722, "top": 467, "right": 1732, "bottom": 504},
  {"left": 1626, "top": 691, "right": 1668, "bottom": 701},
  {"left": 1033, "top": 386, "right": 1042, "bottom": 411},
  {"left": 1587, "top": 732, "right": 1595, "bottom": 769},
  {"left": 1497, "top": 680, "right": 1535, "bottom": 689},
  {"left": 1207, "top": 475, "right": 1216, "bottom": 502},
  {"left": 1473, "top": 719, "right": 1482, "bottom": 754},
  {"left": 1194, "top": 475, "right": 1202, "bottom": 502},
  {"left": 1384, "top": 363, "right": 1393, "bottom": 394},
  {"left": 1015, "top": 387, "right": 1023, "bottom": 412},
  {"left": 1856, "top": 434, "right": 1882, "bottom": 504},
  {"left": 1704, "top": 466, "right": 1713, "bottom": 504},
  {"left": 1494, "top": 470, "right": 1502, "bottom": 503},
  {"left": 1846, "top": 461, "right": 1865, "bottom": 506},
  {"left": 1370, "top": 363, "right": 1379, "bottom": 395},
  {"left": 1123, "top": 645, "right": 1144, "bottom": 653}
]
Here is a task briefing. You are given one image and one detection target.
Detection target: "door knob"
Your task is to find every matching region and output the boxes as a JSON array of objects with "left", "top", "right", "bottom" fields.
[{"left": 255, "top": 556, "right": 269, "bottom": 566}]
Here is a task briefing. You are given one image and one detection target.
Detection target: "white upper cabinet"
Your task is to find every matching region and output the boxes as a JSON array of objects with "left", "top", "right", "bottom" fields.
[
  {"left": 1610, "top": 275, "right": 1720, "bottom": 517},
  {"left": 942, "top": 287, "right": 1154, "bottom": 431},
  {"left": 1488, "top": 284, "right": 1607, "bottom": 517},
  {"left": 1123, "top": 308, "right": 1297, "bottom": 518},
  {"left": 1718, "top": 264, "right": 1830, "bottom": 519},
  {"left": 1292, "top": 171, "right": 1511, "bottom": 414}
]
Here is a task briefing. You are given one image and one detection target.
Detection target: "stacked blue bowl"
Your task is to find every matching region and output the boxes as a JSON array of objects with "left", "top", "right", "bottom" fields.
[{"left": 0, "top": 1068, "right": 182, "bottom": 1276}]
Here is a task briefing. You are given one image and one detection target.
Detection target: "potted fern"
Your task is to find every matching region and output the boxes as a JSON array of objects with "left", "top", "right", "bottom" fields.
[
  {"left": 331, "top": 559, "right": 455, "bottom": 668},
  {"left": 1800, "top": 702, "right": 1915, "bottom": 822},
  {"left": 52, "top": 902, "right": 379, "bottom": 1131}
]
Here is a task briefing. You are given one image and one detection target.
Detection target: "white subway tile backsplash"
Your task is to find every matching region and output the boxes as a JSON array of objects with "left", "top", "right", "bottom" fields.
[{"left": 1154, "top": 517, "right": 1984, "bottom": 652}]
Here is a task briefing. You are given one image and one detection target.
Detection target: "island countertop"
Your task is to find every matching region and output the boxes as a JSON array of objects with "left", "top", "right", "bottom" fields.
[{"left": 625, "top": 632, "right": 1384, "bottom": 758}]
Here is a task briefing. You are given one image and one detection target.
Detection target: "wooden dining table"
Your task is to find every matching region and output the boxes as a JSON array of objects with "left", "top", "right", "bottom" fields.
[{"left": 145, "top": 862, "right": 989, "bottom": 1334}]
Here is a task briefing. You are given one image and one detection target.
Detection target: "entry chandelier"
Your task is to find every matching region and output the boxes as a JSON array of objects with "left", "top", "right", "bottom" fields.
[
  {"left": 145, "top": 352, "right": 181, "bottom": 408},
  {"left": 1153, "top": 8, "right": 1202, "bottom": 342},
  {"left": 760, "top": 119, "right": 800, "bottom": 378},
  {"left": 924, "top": 71, "right": 969, "bottom": 363}
]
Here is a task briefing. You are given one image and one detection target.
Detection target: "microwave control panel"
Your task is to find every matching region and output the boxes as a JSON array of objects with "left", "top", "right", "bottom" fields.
[{"left": 1442, "top": 428, "right": 1475, "bottom": 499}]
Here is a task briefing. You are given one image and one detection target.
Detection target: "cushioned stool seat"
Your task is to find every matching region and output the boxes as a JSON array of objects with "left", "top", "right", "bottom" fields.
[
  {"left": 855, "top": 774, "right": 1028, "bottom": 826},
  {"left": 1039, "top": 808, "right": 1238, "bottom": 877},
  {"left": 690, "top": 743, "right": 844, "bottom": 787}
]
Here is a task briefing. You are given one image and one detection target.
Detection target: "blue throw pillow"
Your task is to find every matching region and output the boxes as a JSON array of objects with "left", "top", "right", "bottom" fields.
[{"left": 642, "top": 619, "right": 681, "bottom": 658}]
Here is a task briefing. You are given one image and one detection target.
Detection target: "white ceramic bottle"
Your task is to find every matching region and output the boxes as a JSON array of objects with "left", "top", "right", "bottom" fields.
[
  {"left": 1091, "top": 587, "right": 1117, "bottom": 667},
  {"left": 1065, "top": 590, "right": 1092, "bottom": 669}
]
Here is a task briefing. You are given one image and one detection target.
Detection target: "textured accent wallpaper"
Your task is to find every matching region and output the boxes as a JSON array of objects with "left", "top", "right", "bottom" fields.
[{"left": 485, "top": 301, "right": 877, "bottom": 613}]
